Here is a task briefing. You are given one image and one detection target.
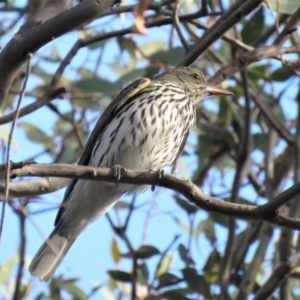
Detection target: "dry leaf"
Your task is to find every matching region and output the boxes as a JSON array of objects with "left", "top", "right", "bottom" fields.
[{"left": 131, "top": 0, "right": 150, "bottom": 34}]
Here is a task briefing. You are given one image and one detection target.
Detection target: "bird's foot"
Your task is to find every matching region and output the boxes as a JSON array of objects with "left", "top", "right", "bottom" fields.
[
  {"left": 149, "top": 168, "right": 165, "bottom": 192},
  {"left": 112, "top": 164, "right": 126, "bottom": 186}
]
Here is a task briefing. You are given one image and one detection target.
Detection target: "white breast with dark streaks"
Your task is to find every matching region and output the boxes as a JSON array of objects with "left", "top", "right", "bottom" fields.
[{"left": 90, "top": 81, "right": 195, "bottom": 190}]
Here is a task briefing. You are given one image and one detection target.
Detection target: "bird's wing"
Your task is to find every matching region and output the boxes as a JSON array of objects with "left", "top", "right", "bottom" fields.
[{"left": 55, "top": 77, "right": 151, "bottom": 225}]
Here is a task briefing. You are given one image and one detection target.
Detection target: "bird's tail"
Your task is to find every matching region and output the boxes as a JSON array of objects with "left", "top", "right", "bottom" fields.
[{"left": 29, "top": 221, "right": 79, "bottom": 282}]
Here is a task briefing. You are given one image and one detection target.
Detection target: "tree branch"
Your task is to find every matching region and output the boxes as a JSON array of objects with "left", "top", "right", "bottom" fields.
[
  {"left": 4, "top": 163, "right": 300, "bottom": 230},
  {"left": 0, "top": 0, "right": 117, "bottom": 108},
  {"left": 178, "top": 0, "right": 264, "bottom": 67}
]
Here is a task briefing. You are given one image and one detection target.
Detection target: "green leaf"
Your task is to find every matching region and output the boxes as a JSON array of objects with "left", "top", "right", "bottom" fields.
[
  {"left": 76, "top": 78, "right": 114, "bottom": 94},
  {"left": 136, "top": 245, "right": 160, "bottom": 259},
  {"left": 248, "top": 64, "right": 271, "bottom": 83},
  {"left": 108, "top": 270, "right": 131, "bottom": 282},
  {"left": 264, "top": 93, "right": 285, "bottom": 122},
  {"left": 173, "top": 216, "right": 191, "bottom": 234},
  {"left": 45, "top": 46, "right": 61, "bottom": 62},
  {"left": 159, "top": 289, "right": 191, "bottom": 300},
  {"left": 218, "top": 42, "right": 231, "bottom": 61},
  {"left": 117, "top": 36, "right": 136, "bottom": 57},
  {"left": 157, "top": 272, "right": 182, "bottom": 289},
  {"left": 83, "top": 28, "right": 106, "bottom": 50},
  {"left": 270, "top": 67, "right": 293, "bottom": 82},
  {"left": 157, "top": 253, "right": 174, "bottom": 276},
  {"left": 0, "top": 254, "right": 18, "bottom": 284},
  {"left": 265, "top": 0, "right": 300, "bottom": 14},
  {"left": 2, "top": 77, "right": 23, "bottom": 112},
  {"left": 209, "top": 212, "right": 228, "bottom": 227},
  {"left": 181, "top": 267, "right": 198, "bottom": 290},
  {"left": 54, "top": 135, "right": 79, "bottom": 163},
  {"left": 113, "top": 69, "right": 145, "bottom": 90},
  {"left": 203, "top": 249, "right": 222, "bottom": 283},
  {"left": 174, "top": 196, "right": 198, "bottom": 215},
  {"left": 181, "top": 267, "right": 211, "bottom": 297},
  {"left": 241, "top": 7, "right": 264, "bottom": 44},
  {"left": 0, "top": 123, "right": 18, "bottom": 151},
  {"left": 139, "top": 262, "right": 149, "bottom": 282},
  {"left": 150, "top": 47, "right": 185, "bottom": 66},
  {"left": 138, "top": 41, "right": 165, "bottom": 57},
  {"left": 88, "top": 39, "right": 106, "bottom": 50},
  {"left": 178, "top": 244, "right": 194, "bottom": 265},
  {"left": 111, "top": 238, "right": 121, "bottom": 263},
  {"left": 197, "top": 135, "right": 215, "bottom": 161},
  {"left": 98, "top": 286, "right": 117, "bottom": 300},
  {"left": 30, "top": 66, "right": 53, "bottom": 84},
  {"left": 253, "top": 133, "right": 268, "bottom": 152},
  {"left": 18, "top": 122, "right": 54, "bottom": 151},
  {"left": 60, "top": 282, "right": 87, "bottom": 299},
  {"left": 195, "top": 218, "right": 216, "bottom": 245},
  {"left": 49, "top": 277, "right": 63, "bottom": 299},
  {"left": 214, "top": 153, "right": 236, "bottom": 173},
  {"left": 217, "top": 98, "right": 232, "bottom": 126}
]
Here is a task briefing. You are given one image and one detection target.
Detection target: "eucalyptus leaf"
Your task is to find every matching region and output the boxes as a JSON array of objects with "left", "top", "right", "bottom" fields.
[
  {"left": 108, "top": 270, "right": 131, "bottom": 282},
  {"left": 265, "top": 0, "right": 299, "bottom": 14}
]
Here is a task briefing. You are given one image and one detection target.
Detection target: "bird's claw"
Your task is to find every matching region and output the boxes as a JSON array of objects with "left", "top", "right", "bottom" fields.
[
  {"left": 149, "top": 168, "right": 165, "bottom": 192},
  {"left": 112, "top": 164, "right": 126, "bottom": 186},
  {"left": 157, "top": 169, "right": 165, "bottom": 180}
]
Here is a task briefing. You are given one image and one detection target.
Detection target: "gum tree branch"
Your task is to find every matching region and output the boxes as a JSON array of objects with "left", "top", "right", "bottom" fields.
[
  {"left": 5, "top": 163, "right": 300, "bottom": 230},
  {"left": 237, "top": 127, "right": 277, "bottom": 299},
  {"left": 0, "top": 177, "right": 69, "bottom": 197},
  {"left": 0, "top": 4, "right": 224, "bottom": 124},
  {"left": 0, "top": 0, "right": 117, "bottom": 107},
  {"left": 254, "top": 251, "right": 300, "bottom": 300},
  {"left": 273, "top": 6, "right": 300, "bottom": 46},
  {"left": 208, "top": 45, "right": 300, "bottom": 85},
  {"left": 0, "top": 87, "right": 66, "bottom": 125},
  {"left": 178, "top": 0, "right": 264, "bottom": 67}
]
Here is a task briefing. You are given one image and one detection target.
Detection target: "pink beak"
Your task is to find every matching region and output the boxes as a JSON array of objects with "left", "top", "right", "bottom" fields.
[{"left": 206, "top": 84, "right": 234, "bottom": 96}]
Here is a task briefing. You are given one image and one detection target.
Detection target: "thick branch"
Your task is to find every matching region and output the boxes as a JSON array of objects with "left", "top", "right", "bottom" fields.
[
  {"left": 208, "top": 45, "right": 300, "bottom": 85},
  {"left": 0, "top": 0, "right": 116, "bottom": 107},
  {"left": 178, "top": 0, "right": 264, "bottom": 67},
  {"left": 5, "top": 163, "right": 300, "bottom": 230},
  {"left": 0, "top": 177, "right": 69, "bottom": 197}
]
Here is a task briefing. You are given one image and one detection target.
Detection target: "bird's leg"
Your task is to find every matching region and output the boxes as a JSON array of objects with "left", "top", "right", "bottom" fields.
[
  {"left": 112, "top": 164, "right": 127, "bottom": 186},
  {"left": 149, "top": 168, "right": 165, "bottom": 192},
  {"left": 157, "top": 169, "right": 165, "bottom": 179},
  {"left": 171, "top": 159, "right": 179, "bottom": 175}
]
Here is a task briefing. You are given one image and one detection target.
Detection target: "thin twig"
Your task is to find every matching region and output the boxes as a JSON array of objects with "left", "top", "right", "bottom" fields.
[
  {"left": 172, "top": 0, "right": 189, "bottom": 51},
  {"left": 219, "top": 70, "right": 251, "bottom": 299},
  {"left": 0, "top": 53, "right": 31, "bottom": 247},
  {"left": 12, "top": 205, "right": 27, "bottom": 300}
]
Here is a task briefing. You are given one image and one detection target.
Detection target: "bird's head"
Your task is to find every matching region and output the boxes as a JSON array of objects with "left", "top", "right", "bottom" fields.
[{"left": 154, "top": 67, "right": 233, "bottom": 102}]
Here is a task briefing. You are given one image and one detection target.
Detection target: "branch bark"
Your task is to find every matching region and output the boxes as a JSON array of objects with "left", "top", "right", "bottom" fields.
[
  {"left": 0, "top": 0, "right": 117, "bottom": 108},
  {"left": 4, "top": 163, "right": 300, "bottom": 230}
]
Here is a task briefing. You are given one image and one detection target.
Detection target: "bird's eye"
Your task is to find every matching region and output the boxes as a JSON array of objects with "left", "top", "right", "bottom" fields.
[{"left": 192, "top": 73, "right": 200, "bottom": 80}]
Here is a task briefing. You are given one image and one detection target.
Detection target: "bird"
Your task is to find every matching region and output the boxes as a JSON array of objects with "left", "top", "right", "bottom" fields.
[{"left": 29, "top": 67, "right": 233, "bottom": 281}]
